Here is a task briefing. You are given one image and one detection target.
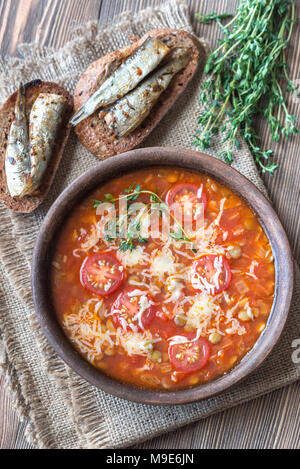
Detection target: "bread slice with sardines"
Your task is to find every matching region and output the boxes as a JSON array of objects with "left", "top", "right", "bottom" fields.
[
  {"left": 71, "top": 29, "right": 202, "bottom": 159},
  {"left": 0, "top": 80, "right": 73, "bottom": 213}
]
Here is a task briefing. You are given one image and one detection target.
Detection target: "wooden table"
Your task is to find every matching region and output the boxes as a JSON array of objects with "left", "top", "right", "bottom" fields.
[{"left": 0, "top": 0, "right": 299, "bottom": 449}]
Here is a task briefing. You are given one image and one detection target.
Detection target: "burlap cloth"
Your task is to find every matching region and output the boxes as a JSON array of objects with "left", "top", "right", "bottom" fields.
[{"left": 0, "top": 0, "right": 299, "bottom": 449}]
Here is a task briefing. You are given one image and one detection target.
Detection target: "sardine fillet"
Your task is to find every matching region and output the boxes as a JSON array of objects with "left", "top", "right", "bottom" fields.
[
  {"left": 20, "top": 93, "right": 67, "bottom": 196},
  {"left": 104, "top": 50, "right": 191, "bottom": 137},
  {"left": 5, "top": 86, "right": 31, "bottom": 197},
  {"left": 70, "top": 37, "right": 170, "bottom": 126}
]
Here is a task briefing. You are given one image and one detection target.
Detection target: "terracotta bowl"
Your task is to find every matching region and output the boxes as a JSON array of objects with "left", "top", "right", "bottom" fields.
[{"left": 32, "top": 147, "right": 293, "bottom": 405}]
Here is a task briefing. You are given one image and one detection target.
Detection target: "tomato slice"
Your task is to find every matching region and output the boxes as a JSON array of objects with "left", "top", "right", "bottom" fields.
[
  {"left": 166, "top": 183, "right": 207, "bottom": 221},
  {"left": 190, "top": 254, "right": 231, "bottom": 295},
  {"left": 112, "top": 290, "right": 155, "bottom": 332},
  {"left": 168, "top": 337, "right": 210, "bottom": 372},
  {"left": 80, "top": 253, "right": 125, "bottom": 296}
]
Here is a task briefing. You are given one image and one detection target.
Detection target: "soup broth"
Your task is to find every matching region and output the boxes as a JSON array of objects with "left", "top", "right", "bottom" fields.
[{"left": 51, "top": 167, "right": 275, "bottom": 390}]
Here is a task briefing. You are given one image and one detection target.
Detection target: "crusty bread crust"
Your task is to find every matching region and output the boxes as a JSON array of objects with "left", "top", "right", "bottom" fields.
[
  {"left": 0, "top": 80, "right": 73, "bottom": 213},
  {"left": 74, "top": 29, "right": 204, "bottom": 159}
]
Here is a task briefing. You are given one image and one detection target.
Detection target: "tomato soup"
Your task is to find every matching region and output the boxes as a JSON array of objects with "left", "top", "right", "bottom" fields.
[{"left": 51, "top": 167, "right": 275, "bottom": 390}]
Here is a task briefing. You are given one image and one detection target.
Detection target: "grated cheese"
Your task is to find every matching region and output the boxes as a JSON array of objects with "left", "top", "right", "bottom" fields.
[
  {"left": 214, "top": 198, "right": 226, "bottom": 226},
  {"left": 117, "top": 245, "right": 148, "bottom": 267},
  {"left": 151, "top": 249, "right": 174, "bottom": 277},
  {"left": 245, "top": 260, "right": 259, "bottom": 280},
  {"left": 80, "top": 222, "right": 102, "bottom": 251},
  {"left": 117, "top": 329, "right": 158, "bottom": 357},
  {"left": 132, "top": 295, "right": 153, "bottom": 331},
  {"left": 185, "top": 294, "right": 221, "bottom": 336},
  {"left": 189, "top": 255, "right": 225, "bottom": 295},
  {"left": 63, "top": 299, "right": 115, "bottom": 361},
  {"left": 165, "top": 276, "right": 185, "bottom": 303}
]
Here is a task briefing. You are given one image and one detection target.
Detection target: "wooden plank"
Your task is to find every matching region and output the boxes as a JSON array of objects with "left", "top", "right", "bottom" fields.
[
  {"left": 0, "top": 0, "right": 102, "bottom": 55},
  {"left": 136, "top": 382, "right": 300, "bottom": 449},
  {"left": 0, "top": 0, "right": 299, "bottom": 450}
]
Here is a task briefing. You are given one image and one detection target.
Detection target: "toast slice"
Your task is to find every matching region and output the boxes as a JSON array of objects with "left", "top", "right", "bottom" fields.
[
  {"left": 0, "top": 80, "right": 73, "bottom": 213},
  {"left": 74, "top": 29, "right": 203, "bottom": 159}
]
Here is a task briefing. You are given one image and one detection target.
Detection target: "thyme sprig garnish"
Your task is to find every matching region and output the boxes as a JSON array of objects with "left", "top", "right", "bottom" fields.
[
  {"left": 193, "top": 0, "right": 298, "bottom": 174},
  {"left": 94, "top": 184, "right": 196, "bottom": 252}
]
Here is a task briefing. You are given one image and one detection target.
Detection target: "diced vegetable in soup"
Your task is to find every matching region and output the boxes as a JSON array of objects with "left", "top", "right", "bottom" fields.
[{"left": 51, "top": 168, "right": 275, "bottom": 390}]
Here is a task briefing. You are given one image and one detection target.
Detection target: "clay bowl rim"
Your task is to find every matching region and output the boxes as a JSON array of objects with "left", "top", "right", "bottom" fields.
[{"left": 32, "top": 147, "right": 294, "bottom": 405}]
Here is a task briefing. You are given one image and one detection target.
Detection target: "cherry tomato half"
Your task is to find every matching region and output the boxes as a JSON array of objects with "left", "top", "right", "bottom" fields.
[
  {"left": 166, "top": 183, "right": 207, "bottom": 221},
  {"left": 112, "top": 290, "right": 155, "bottom": 332},
  {"left": 80, "top": 253, "right": 125, "bottom": 296},
  {"left": 190, "top": 254, "right": 231, "bottom": 295},
  {"left": 168, "top": 337, "right": 210, "bottom": 373}
]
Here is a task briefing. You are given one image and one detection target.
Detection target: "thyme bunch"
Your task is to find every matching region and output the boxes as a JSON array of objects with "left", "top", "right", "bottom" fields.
[{"left": 193, "top": 0, "right": 298, "bottom": 174}]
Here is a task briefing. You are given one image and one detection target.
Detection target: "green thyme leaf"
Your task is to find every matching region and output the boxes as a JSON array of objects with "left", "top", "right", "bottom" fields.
[
  {"left": 195, "top": 11, "right": 233, "bottom": 24},
  {"left": 93, "top": 199, "right": 102, "bottom": 208},
  {"left": 119, "top": 239, "right": 136, "bottom": 252},
  {"left": 170, "top": 229, "right": 190, "bottom": 242}
]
